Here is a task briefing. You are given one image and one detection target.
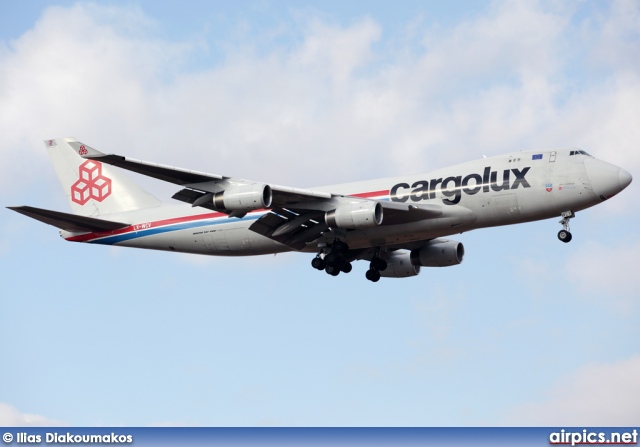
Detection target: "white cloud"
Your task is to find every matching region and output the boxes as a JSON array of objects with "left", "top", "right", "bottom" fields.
[
  {"left": 0, "top": 4, "right": 177, "bottom": 193},
  {"left": 506, "top": 355, "right": 640, "bottom": 425},
  {"left": 512, "top": 256, "right": 553, "bottom": 298},
  {"left": 565, "top": 239, "right": 640, "bottom": 313},
  {"left": 0, "top": 402, "right": 65, "bottom": 426},
  {"left": 590, "top": 0, "right": 640, "bottom": 73},
  {"left": 291, "top": 18, "right": 381, "bottom": 84},
  {"left": 1, "top": 2, "right": 637, "bottom": 206}
]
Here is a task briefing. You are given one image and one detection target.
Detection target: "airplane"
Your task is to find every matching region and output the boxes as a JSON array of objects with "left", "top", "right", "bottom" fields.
[{"left": 8, "top": 138, "right": 633, "bottom": 282}]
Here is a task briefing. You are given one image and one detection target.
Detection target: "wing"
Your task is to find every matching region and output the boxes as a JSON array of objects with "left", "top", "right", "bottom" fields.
[{"left": 68, "top": 141, "right": 466, "bottom": 250}]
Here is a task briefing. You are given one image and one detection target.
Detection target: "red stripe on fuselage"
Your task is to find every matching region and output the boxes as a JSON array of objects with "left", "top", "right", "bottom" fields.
[{"left": 350, "top": 189, "right": 389, "bottom": 199}]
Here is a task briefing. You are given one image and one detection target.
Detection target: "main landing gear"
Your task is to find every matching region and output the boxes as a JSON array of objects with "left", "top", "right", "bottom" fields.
[
  {"left": 557, "top": 210, "right": 575, "bottom": 243},
  {"left": 311, "top": 242, "right": 388, "bottom": 282},
  {"left": 365, "top": 248, "right": 388, "bottom": 283},
  {"left": 311, "top": 240, "right": 352, "bottom": 277},
  {"left": 365, "top": 258, "right": 388, "bottom": 282}
]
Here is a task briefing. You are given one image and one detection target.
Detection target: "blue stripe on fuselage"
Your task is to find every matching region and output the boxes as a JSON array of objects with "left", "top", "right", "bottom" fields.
[{"left": 89, "top": 214, "right": 262, "bottom": 245}]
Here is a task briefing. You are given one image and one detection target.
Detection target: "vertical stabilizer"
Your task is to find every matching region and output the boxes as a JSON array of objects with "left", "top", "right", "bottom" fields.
[{"left": 45, "top": 138, "right": 162, "bottom": 217}]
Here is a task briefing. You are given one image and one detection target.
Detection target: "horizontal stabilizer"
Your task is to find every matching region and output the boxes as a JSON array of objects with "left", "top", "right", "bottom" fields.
[{"left": 7, "top": 206, "right": 129, "bottom": 233}]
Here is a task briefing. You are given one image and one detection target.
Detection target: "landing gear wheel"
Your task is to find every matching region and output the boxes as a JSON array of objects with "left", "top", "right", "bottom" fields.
[
  {"left": 558, "top": 211, "right": 575, "bottom": 243},
  {"left": 311, "top": 257, "right": 325, "bottom": 270},
  {"left": 325, "top": 265, "right": 340, "bottom": 276},
  {"left": 324, "top": 252, "right": 339, "bottom": 266},
  {"left": 558, "top": 230, "right": 572, "bottom": 243},
  {"left": 365, "top": 268, "right": 381, "bottom": 282},
  {"left": 371, "top": 258, "right": 387, "bottom": 271},
  {"left": 339, "top": 261, "right": 352, "bottom": 273}
]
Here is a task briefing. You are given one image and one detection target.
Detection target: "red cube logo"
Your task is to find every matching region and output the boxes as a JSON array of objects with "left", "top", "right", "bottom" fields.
[
  {"left": 71, "top": 180, "right": 91, "bottom": 204},
  {"left": 71, "top": 160, "right": 112, "bottom": 205}
]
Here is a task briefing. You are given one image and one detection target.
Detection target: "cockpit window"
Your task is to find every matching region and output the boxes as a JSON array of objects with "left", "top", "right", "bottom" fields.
[{"left": 570, "top": 150, "right": 591, "bottom": 156}]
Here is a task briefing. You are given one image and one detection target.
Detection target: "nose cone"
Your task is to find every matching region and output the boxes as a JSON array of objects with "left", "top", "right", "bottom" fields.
[
  {"left": 584, "top": 158, "right": 632, "bottom": 201},
  {"left": 619, "top": 168, "right": 633, "bottom": 190}
]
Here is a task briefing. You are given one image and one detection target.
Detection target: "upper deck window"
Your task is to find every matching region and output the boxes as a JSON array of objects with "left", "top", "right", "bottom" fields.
[{"left": 570, "top": 150, "right": 591, "bottom": 156}]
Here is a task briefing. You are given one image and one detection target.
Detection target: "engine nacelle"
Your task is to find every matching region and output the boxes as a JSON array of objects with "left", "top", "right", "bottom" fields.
[
  {"left": 213, "top": 184, "right": 272, "bottom": 211},
  {"left": 410, "top": 239, "right": 464, "bottom": 267},
  {"left": 325, "top": 201, "right": 383, "bottom": 229},
  {"left": 379, "top": 252, "right": 421, "bottom": 278}
]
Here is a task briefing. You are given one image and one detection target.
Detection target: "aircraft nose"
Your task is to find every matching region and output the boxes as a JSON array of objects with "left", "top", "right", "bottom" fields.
[
  {"left": 619, "top": 168, "right": 632, "bottom": 190},
  {"left": 584, "top": 157, "right": 633, "bottom": 201}
]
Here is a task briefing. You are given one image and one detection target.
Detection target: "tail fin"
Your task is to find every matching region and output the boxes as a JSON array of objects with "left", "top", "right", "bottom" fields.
[{"left": 46, "top": 138, "right": 162, "bottom": 217}]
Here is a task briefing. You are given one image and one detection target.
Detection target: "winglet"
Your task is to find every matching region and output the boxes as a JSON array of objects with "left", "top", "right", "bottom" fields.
[{"left": 67, "top": 141, "right": 105, "bottom": 158}]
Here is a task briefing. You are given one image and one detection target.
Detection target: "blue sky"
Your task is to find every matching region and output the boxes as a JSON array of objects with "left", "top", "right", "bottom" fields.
[{"left": 1, "top": 0, "right": 639, "bottom": 426}]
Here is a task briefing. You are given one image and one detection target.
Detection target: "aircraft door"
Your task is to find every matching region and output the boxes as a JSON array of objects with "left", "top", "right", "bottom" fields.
[{"left": 549, "top": 151, "right": 557, "bottom": 162}]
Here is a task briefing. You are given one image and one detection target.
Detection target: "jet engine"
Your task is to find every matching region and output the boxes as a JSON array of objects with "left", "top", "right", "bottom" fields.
[
  {"left": 213, "top": 184, "right": 272, "bottom": 211},
  {"left": 410, "top": 239, "right": 464, "bottom": 267},
  {"left": 325, "top": 201, "right": 383, "bottom": 229},
  {"left": 379, "top": 252, "right": 421, "bottom": 278}
]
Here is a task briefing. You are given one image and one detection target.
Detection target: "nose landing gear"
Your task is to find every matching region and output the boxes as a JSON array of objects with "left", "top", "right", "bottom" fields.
[{"left": 558, "top": 210, "right": 575, "bottom": 243}]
